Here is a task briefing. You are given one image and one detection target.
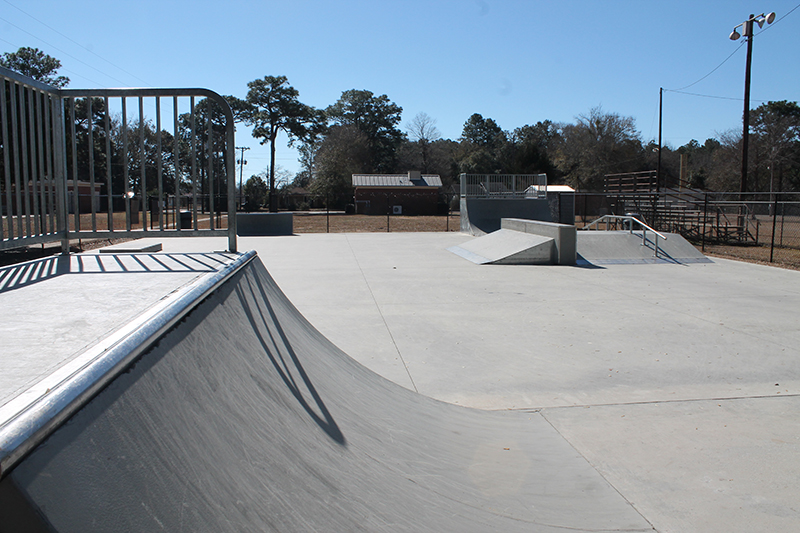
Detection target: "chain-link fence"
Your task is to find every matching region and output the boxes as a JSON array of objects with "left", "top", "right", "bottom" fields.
[{"left": 575, "top": 191, "right": 800, "bottom": 267}]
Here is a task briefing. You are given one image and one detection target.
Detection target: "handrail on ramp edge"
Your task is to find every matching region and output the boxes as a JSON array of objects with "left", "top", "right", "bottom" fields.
[{"left": 582, "top": 215, "right": 667, "bottom": 258}]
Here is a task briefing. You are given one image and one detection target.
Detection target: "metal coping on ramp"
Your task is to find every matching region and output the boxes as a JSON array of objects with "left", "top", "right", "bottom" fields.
[{"left": 0, "top": 250, "right": 258, "bottom": 478}]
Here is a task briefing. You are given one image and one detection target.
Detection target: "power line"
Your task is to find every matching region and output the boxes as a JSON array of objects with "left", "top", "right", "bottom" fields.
[
  {"left": 2, "top": 0, "right": 151, "bottom": 87},
  {"left": 666, "top": 89, "right": 770, "bottom": 104},
  {"left": 669, "top": 41, "right": 745, "bottom": 92},
  {"left": 667, "top": 3, "right": 800, "bottom": 94}
]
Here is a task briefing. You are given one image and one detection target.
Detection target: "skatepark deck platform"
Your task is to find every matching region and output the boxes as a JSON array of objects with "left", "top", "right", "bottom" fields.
[{"left": 1, "top": 232, "right": 799, "bottom": 532}]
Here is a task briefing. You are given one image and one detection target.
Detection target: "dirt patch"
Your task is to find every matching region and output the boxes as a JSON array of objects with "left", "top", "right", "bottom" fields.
[
  {"left": 292, "top": 213, "right": 460, "bottom": 233},
  {"left": 697, "top": 243, "right": 800, "bottom": 271}
]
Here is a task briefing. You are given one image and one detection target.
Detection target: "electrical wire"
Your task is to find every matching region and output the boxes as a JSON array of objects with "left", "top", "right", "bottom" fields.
[
  {"left": 664, "top": 4, "right": 800, "bottom": 93},
  {"left": 0, "top": 0, "right": 155, "bottom": 88},
  {"left": 669, "top": 41, "right": 745, "bottom": 92},
  {"left": 667, "top": 90, "right": 768, "bottom": 104}
]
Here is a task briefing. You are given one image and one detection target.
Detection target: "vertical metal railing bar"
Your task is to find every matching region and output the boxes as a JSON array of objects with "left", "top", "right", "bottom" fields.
[
  {"left": 20, "top": 85, "right": 32, "bottom": 237},
  {"left": 122, "top": 97, "right": 130, "bottom": 232},
  {"left": 190, "top": 96, "right": 197, "bottom": 230},
  {"left": 27, "top": 87, "right": 41, "bottom": 237},
  {"left": 138, "top": 96, "right": 147, "bottom": 231},
  {"left": 9, "top": 82, "right": 23, "bottom": 239},
  {"left": 173, "top": 96, "right": 180, "bottom": 230},
  {"left": 0, "top": 79, "right": 10, "bottom": 241},
  {"left": 207, "top": 103, "right": 214, "bottom": 231},
  {"left": 35, "top": 91, "right": 47, "bottom": 235},
  {"left": 53, "top": 96, "right": 68, "bottom": 254},
  {"left": 87, "top": 96, "right": 97, "bottom": 232},
  {"left": 45, "top": 93, "right": 55, "bottom": 235},
  {"left": 68, "top": 97, "right": 79, "bottom": 233},
  {"left": 225, "top": 100, "right": 236, "bottom": 252},
  {"left": 156, "top": 97, "right": 163, "bottom": 231},
  {"left": 104, "top": 96, "right": 112, "bottom": 233}
]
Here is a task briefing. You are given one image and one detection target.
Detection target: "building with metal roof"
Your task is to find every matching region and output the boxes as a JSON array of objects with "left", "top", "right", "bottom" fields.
[{"left": 353, "top": 171, "right": 443, "bottom": 215}]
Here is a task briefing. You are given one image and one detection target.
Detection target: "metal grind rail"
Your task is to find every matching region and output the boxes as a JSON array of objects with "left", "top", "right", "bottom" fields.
[
  {"left": 1, "top": 66, "right": 237, "bottom": 253},
  {"left": 583, "top": 214, "right": 668, "bottom": 258}
]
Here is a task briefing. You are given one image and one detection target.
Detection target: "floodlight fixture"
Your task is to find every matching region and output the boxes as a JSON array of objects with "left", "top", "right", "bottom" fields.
[{"left": 729, "top": 29, "right": 741, "bottom": 40}]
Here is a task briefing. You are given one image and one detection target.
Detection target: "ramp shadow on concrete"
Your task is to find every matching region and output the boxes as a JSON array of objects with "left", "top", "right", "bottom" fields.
[
  {"left": 0, "top": 253, "right": 231, "bottom": 293},
  {"left": 1, "top": 256, "right": 652, "bottom": 532}
]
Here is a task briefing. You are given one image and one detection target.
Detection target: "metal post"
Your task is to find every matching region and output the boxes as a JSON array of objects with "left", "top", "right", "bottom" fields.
[
  {"left": 770, "top": 194, "right": 778, "bottom": 262},
  {"left": 702, "top": 193, "right": 708, "bottom": 252},
  {"left": 657, "top": 88, "right": 662, "bottom": 192}
]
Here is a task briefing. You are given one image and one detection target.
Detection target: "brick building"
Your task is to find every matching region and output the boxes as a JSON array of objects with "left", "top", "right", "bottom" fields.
[{"left": 353, "top": 171, "right": 442, "bottom": 215}]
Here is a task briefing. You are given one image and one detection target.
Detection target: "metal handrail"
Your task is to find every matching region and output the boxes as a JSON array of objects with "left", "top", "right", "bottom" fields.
[{"left": 582, "top": 215, "right": 667, "bottom": 258}]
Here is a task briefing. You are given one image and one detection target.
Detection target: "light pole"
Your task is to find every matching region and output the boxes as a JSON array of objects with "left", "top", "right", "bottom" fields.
[
  {"left": 729, "top": 11, "right": 775, "bottom": 194},
  {"left": 236, "top": 146, "right": 249, "bottom": 209}
]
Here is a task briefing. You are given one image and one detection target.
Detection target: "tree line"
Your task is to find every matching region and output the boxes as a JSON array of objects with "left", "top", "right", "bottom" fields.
[
  {"left": 228, "top": 75, "right": 800, "bottom": 211},
  {"left": 3, "top": 48, "right": 799, "bottom": 214}
]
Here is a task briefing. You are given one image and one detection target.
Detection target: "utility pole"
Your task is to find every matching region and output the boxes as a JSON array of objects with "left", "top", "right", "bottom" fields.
[
  {"left": 729, "top": 11, "right": 776, "bottom": 195},
  {"left": 741, "top": 15, "right": 754, "bottom": 195},
  {"left": 657, "top": 88, "right": 662, "bottom": 192},
  {"left": 236, "top": 146, "right": 249, "bottom": 209}
]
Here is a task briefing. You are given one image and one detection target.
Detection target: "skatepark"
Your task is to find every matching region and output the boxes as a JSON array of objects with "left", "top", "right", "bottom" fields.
[{"left": 1, "top": 226, "right": 799, "bottom": 532}]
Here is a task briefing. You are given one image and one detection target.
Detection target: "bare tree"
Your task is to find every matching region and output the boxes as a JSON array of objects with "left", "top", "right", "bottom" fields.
[{"left": 405, "top": 112, "right": 441, "bottom": 173}]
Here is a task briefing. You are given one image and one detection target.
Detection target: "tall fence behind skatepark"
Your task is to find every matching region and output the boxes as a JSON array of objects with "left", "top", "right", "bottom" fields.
[{"left": 0, "top": 66, "right": 237, "bottom": 253}]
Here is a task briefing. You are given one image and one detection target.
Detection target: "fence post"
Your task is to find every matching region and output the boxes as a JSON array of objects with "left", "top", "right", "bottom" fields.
[
  {"left": 770, "top": 194, "right": 778, "bottom": 263},
  {"left": 702, "top": 193, "right": 708, "bottom": 252}
]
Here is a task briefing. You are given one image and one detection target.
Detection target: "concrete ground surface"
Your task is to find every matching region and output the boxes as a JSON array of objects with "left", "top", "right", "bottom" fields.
[{"left": 2, "top": 231, "right": 798, "bottom": 531}]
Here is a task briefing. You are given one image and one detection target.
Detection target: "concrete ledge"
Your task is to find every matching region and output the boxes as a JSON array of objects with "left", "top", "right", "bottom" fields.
[
  {"left": 501, "top": 218, "right": 576, "bottom": 265},
  {"left": 236, "top": 213, "right": 293, "bottom": 236}
]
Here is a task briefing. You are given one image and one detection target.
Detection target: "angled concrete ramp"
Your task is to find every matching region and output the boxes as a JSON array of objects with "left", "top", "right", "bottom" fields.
[
  {"left": 448, "top": 229, "right": 555, "bottom": 265},
  {"left": 0, "top": 254, "right": 652, "bottom": 532},
  {"left": 577, "top": 231, "right": 712, "bottom": 265}
]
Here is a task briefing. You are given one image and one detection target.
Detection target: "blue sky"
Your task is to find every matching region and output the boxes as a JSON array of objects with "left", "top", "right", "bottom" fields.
[{"left": 2, "top": 0, "right": 799, "bottom": 178}]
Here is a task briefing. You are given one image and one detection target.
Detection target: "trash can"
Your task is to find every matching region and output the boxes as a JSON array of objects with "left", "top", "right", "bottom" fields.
[{"left": 179, "top": 211, "right": 192, "bottom": 229}]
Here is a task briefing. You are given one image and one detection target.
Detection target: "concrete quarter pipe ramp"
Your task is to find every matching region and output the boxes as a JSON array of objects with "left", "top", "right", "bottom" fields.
[{"left": 1, "top": 255, "right": 652, "bottom": 532}]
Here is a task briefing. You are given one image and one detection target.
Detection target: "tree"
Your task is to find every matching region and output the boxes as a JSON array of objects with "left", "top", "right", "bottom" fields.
[
  {"left": 750, "top": 101, "right": 800, "bottom": 192},
  {"left": 552, "top": 107, "right": 644, "bottom": 191},
  {"left": 229, "top": 76, "right": 323, "bottom": 211},
  {"left": 405, "top": 112, "right": 441, "bottom": 173},
  {"left": 310, "top": 125, "right": 370, "bottom": 206},
  {"left": 325, "top": 89, "right": 404, "bottom": 173},
  {"left": 457, "top": 113, "right": 507, "bottom": 174},
  {"left": 243, "top": 173, "right": 268, "bottom": 212},
  {"left": 461, "top": 113, "right": 502, "bottom": 146},
  {"left": 0, "top": 47, "right": 69, "bottom": 87},
  {"left": 506, "top": 121, "right": 559, "bottom": 177}
]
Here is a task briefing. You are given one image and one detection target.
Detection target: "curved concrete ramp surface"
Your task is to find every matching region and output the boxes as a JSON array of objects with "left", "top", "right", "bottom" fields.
[{"left": 2, "top": 257, "right": 651, "bottom": 532}]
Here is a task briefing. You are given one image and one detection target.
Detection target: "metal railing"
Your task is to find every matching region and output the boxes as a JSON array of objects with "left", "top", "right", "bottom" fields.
[
  {"left": 583, "top": 214, "right": 668, "bottom": 258},
  {"left": 460, "top": 173, "right": 547, "bottom": 199},
  {"left": 1, "top": 66, "right": 237, "bottom": 253}
]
